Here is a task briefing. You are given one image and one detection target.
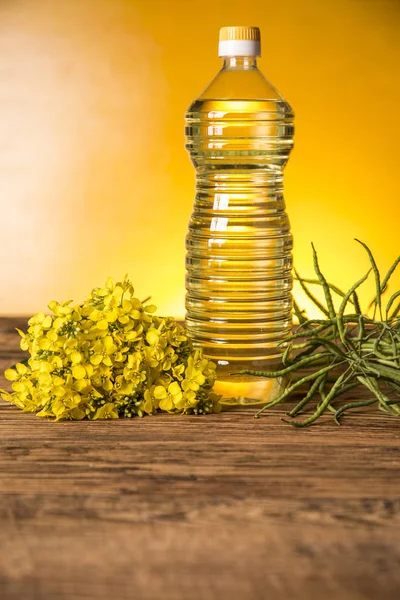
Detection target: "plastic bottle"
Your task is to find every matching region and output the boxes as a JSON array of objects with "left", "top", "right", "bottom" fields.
[{"left": 185, "top": 26, "right": 294, "bottom": 405}]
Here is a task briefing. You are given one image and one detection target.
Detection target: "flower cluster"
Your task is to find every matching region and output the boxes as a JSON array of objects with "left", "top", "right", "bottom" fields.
[{"left": 1, "top": 277, "right": 221, "bottom": 420}]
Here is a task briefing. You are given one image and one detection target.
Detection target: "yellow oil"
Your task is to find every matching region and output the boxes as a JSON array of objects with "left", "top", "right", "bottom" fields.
[{"left": 185, "top": 58, "right": 294, "bottom": 405}]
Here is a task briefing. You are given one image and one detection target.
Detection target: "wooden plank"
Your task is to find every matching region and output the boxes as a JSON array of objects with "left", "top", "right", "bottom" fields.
[{"left": 0, "top": 317, "right": 400, "bottom": 600}]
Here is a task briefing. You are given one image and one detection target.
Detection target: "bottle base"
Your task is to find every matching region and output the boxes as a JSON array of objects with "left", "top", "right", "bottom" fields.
[{"left": 213, "top": 373, "right": 288, "bottom": 407}]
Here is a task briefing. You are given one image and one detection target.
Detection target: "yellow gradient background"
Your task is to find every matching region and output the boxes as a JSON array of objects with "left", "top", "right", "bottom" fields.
[{"left": 1, "top": 0, "right": 399, "bottom": 317}]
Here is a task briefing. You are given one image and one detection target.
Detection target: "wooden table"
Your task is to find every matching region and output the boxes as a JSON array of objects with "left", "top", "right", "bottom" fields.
[{"left": 1, "top": 317, "right": 399, "bottom": 600}]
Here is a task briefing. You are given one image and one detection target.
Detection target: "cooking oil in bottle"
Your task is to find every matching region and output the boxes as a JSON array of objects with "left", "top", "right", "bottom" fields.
[{"left": 185, "top": 26, "right": 294, "bottom": 405}]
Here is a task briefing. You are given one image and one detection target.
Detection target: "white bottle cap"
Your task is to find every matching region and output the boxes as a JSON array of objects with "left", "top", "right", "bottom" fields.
[{"left": 218, "top": 26, "right": 261, "bottom": 57}]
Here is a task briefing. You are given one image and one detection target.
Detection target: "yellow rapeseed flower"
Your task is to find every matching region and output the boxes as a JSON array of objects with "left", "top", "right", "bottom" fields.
[{"left": 0, "top": 276, "right": 221, "bottom": 420}]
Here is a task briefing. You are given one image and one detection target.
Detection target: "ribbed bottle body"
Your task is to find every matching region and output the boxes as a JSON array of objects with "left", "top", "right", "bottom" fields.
[{"left": 185, "top": 97, "right": 294, "bottom": 404}]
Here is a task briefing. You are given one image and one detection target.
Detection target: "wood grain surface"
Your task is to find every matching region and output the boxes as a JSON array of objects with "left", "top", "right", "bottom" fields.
[{"left": 0, "top": 317, "right": 399, "bottom": 600}]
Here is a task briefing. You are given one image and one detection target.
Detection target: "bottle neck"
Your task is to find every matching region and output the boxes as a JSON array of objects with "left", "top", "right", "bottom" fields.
[{"left": 222, "top": 56, "right": 258, "bottom": 70}]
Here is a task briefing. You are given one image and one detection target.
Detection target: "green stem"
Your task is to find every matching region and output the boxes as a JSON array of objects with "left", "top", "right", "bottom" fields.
[
  {"left": 283, "top": 371, "right": 348, "bottom": 427},
  {"left": 334, "top": 398, "right": 377, "bottom": 425},
  {"left": 254, "top": 364, "right": 339, "bottom": 418},
  {"left": 288, "top": 374, "right": 325, "bottom": 417},
  {"left": 236, "top": 352, "right": 333, "bottom": 378}
]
